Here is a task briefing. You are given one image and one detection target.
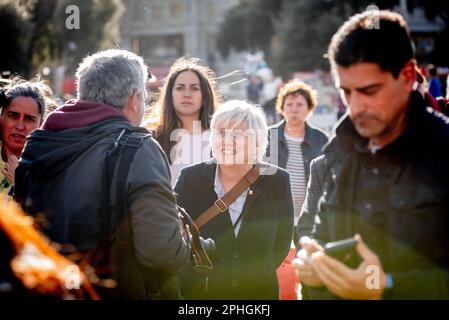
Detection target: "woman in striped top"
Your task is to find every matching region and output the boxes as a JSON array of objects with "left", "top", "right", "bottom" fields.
[
  {"left": 267, "top": 80, "right": 328, "bottom": 299},
  {"left": 268, "top": 81, "right": 328, "bottom": 230}
]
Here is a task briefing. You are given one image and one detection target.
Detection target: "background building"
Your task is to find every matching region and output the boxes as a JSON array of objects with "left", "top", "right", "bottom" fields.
[
  {"left": 120, "top": 0, "right": 243, "bottom": 87},
  {"left": 395, "top": 0, "right": 445, "bottom": 63}
]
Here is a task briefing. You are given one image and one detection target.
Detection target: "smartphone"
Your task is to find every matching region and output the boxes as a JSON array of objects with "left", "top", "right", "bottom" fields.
[{"left": 324, "top": 238, "right": 361, "bottom": 268}]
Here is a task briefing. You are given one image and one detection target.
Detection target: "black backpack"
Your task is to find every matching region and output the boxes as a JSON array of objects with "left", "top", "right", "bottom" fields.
[
  {"left": 87, "top": 129, "right": 184, "bottom": 299},
  {"left": 86, "top": 129, "right": 212, "bottom": 299}
]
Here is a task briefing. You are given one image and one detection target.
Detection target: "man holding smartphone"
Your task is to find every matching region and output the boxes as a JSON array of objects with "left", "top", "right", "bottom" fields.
[{"left": 295, "top": 10, "right": 449, "bottom": 299}]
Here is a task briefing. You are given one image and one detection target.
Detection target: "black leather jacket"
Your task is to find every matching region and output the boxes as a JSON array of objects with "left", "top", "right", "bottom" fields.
[{"left": 307, "top": 92, "right": 449, "bottom": 299}]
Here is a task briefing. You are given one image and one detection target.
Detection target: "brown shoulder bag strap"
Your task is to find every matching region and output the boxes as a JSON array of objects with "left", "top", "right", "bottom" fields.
[{"left": 194, "top": 163, "right": 262, "bottom": 229}]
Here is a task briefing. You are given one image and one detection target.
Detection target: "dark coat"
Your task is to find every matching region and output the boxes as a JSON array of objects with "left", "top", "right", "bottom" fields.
[
  {"left": 14, "top": 114, "right": 190, "bottom": 299},
  {"left": 174, "top": 160, "right": 294, "bottom": 299},
  {"left": 308, "top": 92, "right": 449, "bottom": 299},
  {"left": 266, "top": 120, "right": 328, "bottom": 183},
  {"left": 297, "top": 155, "right": 326, "bottom": 241}
]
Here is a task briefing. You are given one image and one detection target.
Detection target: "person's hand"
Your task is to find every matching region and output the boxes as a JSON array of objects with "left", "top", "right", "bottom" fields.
[
  {"left": 2, "top": 155, "right": 19, "bottom": 184},
  {"left": 292, "top": 236, "right": 324, "bottom": 287},
  {"left": 309, "top": 234, "right": 387, "bottom": 300}
]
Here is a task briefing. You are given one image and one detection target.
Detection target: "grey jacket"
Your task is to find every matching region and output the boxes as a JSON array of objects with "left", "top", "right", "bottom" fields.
[{"left": 15, "top": 118, "right": 191, "bottom": 298}]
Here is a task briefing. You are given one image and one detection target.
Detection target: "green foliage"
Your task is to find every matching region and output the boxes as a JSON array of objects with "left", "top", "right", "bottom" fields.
[
  {"left": 0, "top": 0, "right": 124, "bottom": 76},
  {"left": 217, "top": 0, "right": 277, "bottom": 58},
  {"left": 272, "top": 0, "right": 349, "bottom": 78},
  {"left": 218, "top": 0, "right": 449, "bottom": 76},
  {"left": 0, "top": 2, "right": 32, "bottom": 75},
  {"left": 54, "top": 0, "right": 124, "bottom": 73},
  {"left": 28, "top": 0, "right": 59, "bottom": 72}
]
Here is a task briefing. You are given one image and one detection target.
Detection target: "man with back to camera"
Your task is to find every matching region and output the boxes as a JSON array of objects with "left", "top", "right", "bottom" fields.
[
  {"left": 295, "top": 10, "right": 449, "bottom": 299},
  {"left": 13, "top": 49, "right": 191, "bottom": 299}
]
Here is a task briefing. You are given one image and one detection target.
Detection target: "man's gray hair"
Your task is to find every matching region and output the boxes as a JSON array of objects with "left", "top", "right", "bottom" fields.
[{"left": 76, "top": 49, "right": 148, "bottom": 109}]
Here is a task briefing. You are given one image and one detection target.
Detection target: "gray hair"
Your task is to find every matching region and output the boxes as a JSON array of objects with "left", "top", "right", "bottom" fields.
[
  {"left": 210, "top": 100, "right": 268, "bottom": 162},
  {"left": 2, "top": 80, "right": 47, "bottom": 119},
  {"left": 76, "top": 49, "right": 148, "bottom": 109}
]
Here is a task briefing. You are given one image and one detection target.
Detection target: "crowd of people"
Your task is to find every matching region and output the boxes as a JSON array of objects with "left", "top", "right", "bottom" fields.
[{"left": 1, "top": 9, "right": 449, "bottom": 300}]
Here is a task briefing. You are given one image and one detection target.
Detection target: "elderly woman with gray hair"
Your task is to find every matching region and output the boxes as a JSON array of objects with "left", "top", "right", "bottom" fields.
[{"left": 175, "top": 100, "right": 294, "bottom": 299}]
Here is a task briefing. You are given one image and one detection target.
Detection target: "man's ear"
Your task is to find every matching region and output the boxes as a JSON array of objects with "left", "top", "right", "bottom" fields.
[
  {"left": 123, "top": 90, "right": 140, "bottom": 124},
  {"left": 130, "top": 90, "right": 141, "bottom": 113},
  {"left": 400, "top": 60, "right": 417, "bottom": 92}
]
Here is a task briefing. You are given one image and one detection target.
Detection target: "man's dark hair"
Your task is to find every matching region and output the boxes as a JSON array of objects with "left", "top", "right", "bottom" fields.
[{"left": 328, "top": 10, "right": 414, "bottom": 78}]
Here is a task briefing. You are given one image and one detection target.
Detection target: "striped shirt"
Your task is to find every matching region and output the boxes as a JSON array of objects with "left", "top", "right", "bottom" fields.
[{"left": 284, "top": 132, "right": 307, "bottom": 226}]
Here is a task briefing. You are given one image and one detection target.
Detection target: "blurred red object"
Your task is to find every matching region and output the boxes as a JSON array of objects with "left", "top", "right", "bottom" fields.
[
  {"left": 276, "top": 248, "right": 298, "bottom": 300},
  {"left": 63, "top": 77, "right": 77, "bottom": 95}
]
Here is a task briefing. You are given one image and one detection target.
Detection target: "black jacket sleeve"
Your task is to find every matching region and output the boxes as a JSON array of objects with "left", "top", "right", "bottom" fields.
[{"left": 297, "top": 156, "right": 326, "bottom": 243}]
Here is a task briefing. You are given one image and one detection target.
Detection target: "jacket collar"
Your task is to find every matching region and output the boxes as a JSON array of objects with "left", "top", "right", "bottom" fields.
[
  {"left": 202, "top": 158, "right": 217, "bottom": 180},
  {"left": 43, "top": 99, "right": 130, "bottom": 132},
  {"left": 325, "top": 91, "right": 428, "bottom": 157},
  {"left": 273, "top": 119, "right": 314, "bottom": 147},
  {"left": 201, "top": 158, "right": 262, "bottom": 241}
]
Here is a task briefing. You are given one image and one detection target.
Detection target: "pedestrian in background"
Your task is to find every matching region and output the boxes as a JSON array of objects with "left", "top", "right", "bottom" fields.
[{"left": 152, "top": 57, "right": 221, "bottom": 186}]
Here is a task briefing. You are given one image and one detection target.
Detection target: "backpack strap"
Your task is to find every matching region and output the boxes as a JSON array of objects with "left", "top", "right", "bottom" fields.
[
  {"left": 96, "top": 129, "right": 150, "bottom": 269},
  {"left": 108, "top": 130, "right": 182, "bottom": 299},
  {"left": 104, "top": 129, "right": 151, "bottom": 229}
]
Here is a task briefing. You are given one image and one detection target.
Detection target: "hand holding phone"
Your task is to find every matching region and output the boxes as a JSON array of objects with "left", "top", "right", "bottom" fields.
[{"left": 324, "top": 238, "right": 361, "bottom": 268}]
